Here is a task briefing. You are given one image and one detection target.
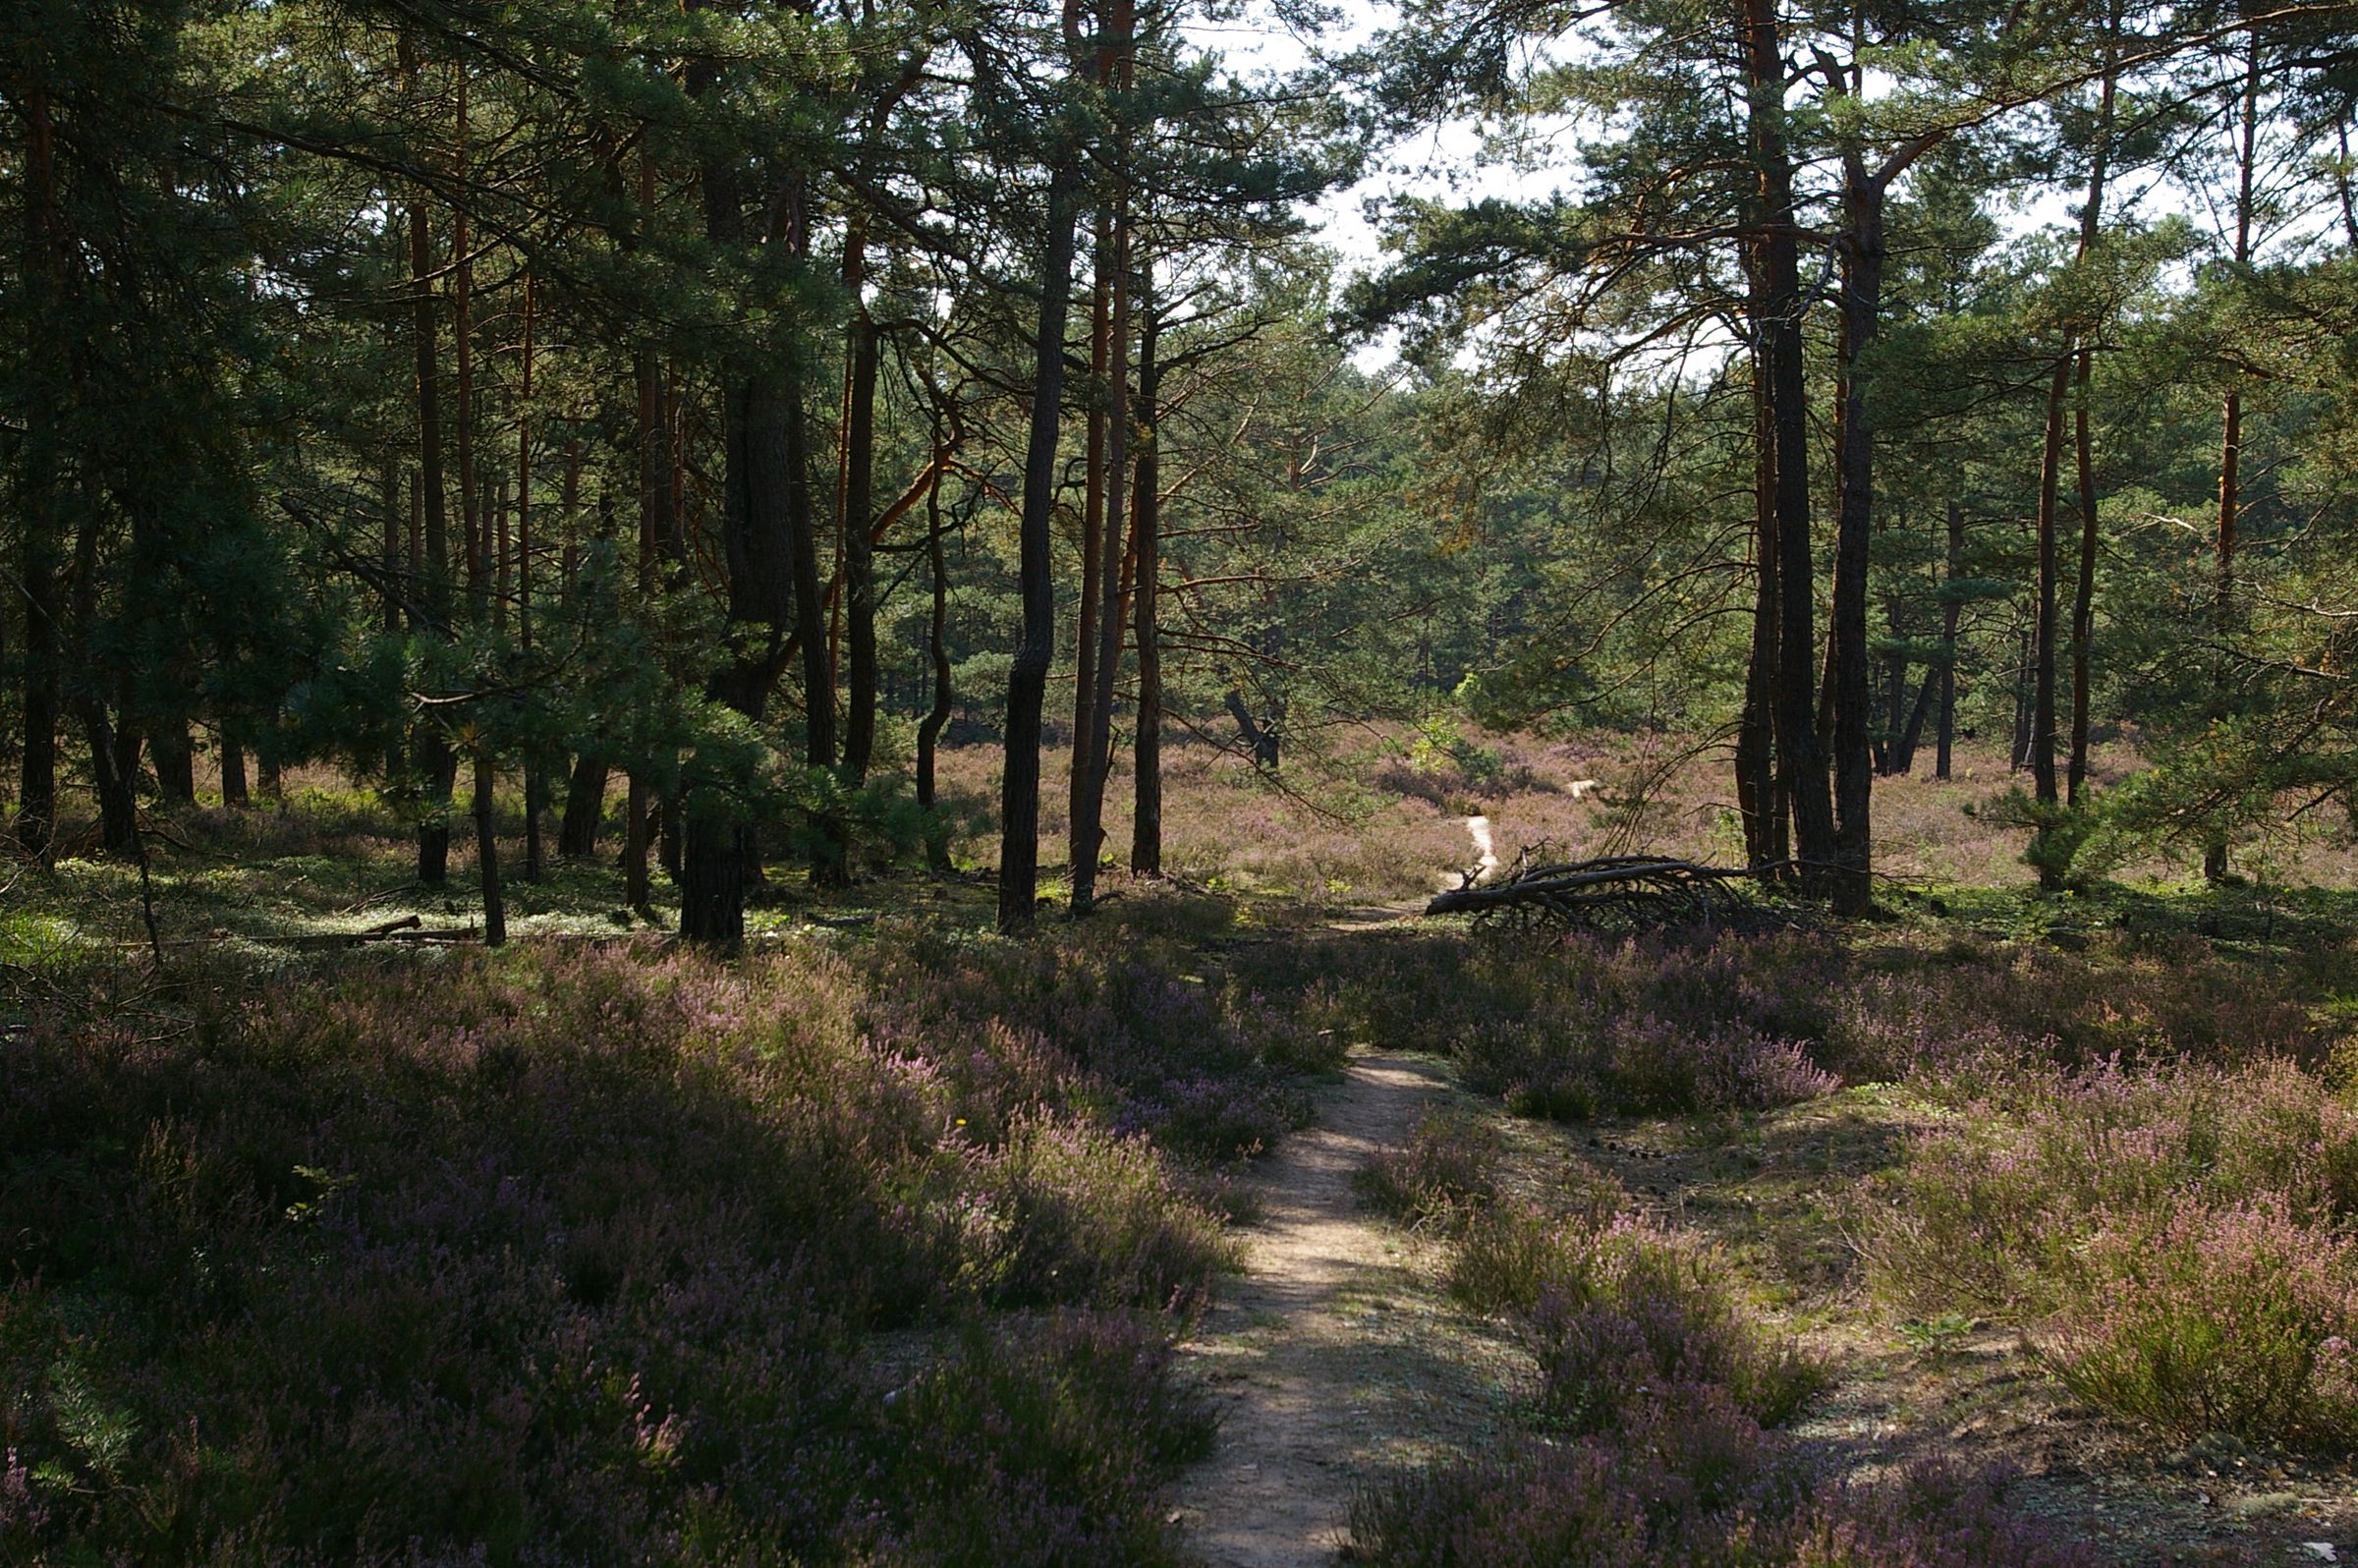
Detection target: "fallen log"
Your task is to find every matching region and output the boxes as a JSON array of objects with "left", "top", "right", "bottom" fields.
[{"left": 1424, "top": 849, "right": 1781, "bottom": 932}]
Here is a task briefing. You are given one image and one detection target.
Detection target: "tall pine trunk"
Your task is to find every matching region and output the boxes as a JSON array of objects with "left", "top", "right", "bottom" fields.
[
  {"left": 1070, "top": 216, "right": 1111, "bottom": 863},
  {"left": 1130, "top": 307, "right": 1163, "bottom": 876},
  {"left": 2031, "top": 354, "right": 2068, "bottom": 816},
  {"left": 1074, "top": 57, "right": 1137, "bottom": 913},
  {"left": 400, "top": 43, "right": 456, "bottom": 885},
  {"left": 2207, "top": 34, "right": 2259, "bottom": 884},
  {"left": 1734, "top": 312, "right": 1783, "bottom": 868},
  {"left": 2066, "top": 56, "right": 2117, "bottom": 807},
  {"left": 15, "top": 83, "right": 63, "bottom": 862},
  {"left": 1742, "top": 0, "right": 1835, "bottom": 897},
  {"left": 1826, "top": 156, "right": 1884, "bottom": 913},
  {"left": 838, "top": 273, "right": 881, "bottom": 784},
  {"left": 999, "top": 4, "right": 1090, "bottom": 933},
  {"left": 1936, "top": 501, "right": 1963, "bottom": 781},
  {"left": 917, "top": 465, "right": 955, "bottom": 872}
]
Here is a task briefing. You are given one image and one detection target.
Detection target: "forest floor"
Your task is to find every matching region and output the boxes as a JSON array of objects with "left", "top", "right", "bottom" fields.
[{"left": 12, "top": 742, "right": 2358, "bottom": 1564}]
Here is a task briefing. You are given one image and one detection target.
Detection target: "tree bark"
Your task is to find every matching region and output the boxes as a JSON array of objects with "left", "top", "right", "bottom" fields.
[
  {"left": 14, "top": 82, "right": 62, "bottom": 861},
  {"left": 380, "top": 462, "right": 406, "bottom": 779},
  {"left": 403, "top": 34, "right": 455, "bottom": 886},
  {"left": 1130, "top": 306, "right": 1163, "bottom": 876},
  {"left": 1742, "top": 0, "right": 1836, "bottom": 897},
  {"left": 1071, "top": 214, "right": 1112, "bottom": 861},
  {"left": 917, "top": 464, "right": 955, "bottom": 872},
  {"left": 2207, "top": 32, "right": 2259, "bottom": 885},
  {"left": 838, "top": 216, "right": 881, "bottom": 783},
  {"left": 517, "top": 276, "right": 542, "bottom": 882},
  {"left": 474, "top": 749, "right": 506, "bottom": 945},
  {"left": 1889, "top": 668, "right": 1937, "bottom": 775},
  {"left": 221, "top": 722, "right": 251, "bottom": 808},
  {"left": 2032, "top": 353, "right": 2068, "bottom": 814},
  {"left": 1826, "top": 155, "right": 1883, "bottom": 912},
  {"left": 560, "top": 756, "right": 609, "bottom": 857},
  {"left": 1936, "top": 499, "right": 1963, "bottom": 780},
  {"left": 998, "top": 7, "right": 1090, "bottom": 933},
  {"left": 2066, "top": 55, "right": 2117, "bottom": 808},
  {"left": 681, "top": 133, "right": 814, "bottom": 939},
  {"left": 1075, "top": 61, "right": 1138, "bottom": 912},
  {"left": 153, "top": 722, "right": 196, "bottom": 804}
]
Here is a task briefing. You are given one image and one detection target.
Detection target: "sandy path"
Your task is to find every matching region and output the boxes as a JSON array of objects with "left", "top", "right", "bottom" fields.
[{"left": 1168, "top": 1052, "right": 1526, "bottom": 1567}]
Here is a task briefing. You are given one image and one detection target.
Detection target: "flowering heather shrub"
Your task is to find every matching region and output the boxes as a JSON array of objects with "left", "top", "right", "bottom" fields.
[
  {"left": 1531, "top": 1236, "right": 1826, "bottom": 1434},
  {"left": 1445, "top": 1199, "right": 1823, "bottom": 1430},
  {"left": 1353, "top": 1110, "right": 1501, "bottom": 1230},
  {"left": 1349, "top": 1403, "right": 2099, "bottom": 1566},
  {"left": 2041, "top": 1197, "right": 2358, "bottom": 1448},
  {"left": 879, "top": 1310, "right": 1215, "bottom": 1567},
  {"left": 1782, "top": 1461, "right": 2109, "bottom": 1568},
  {"left": 862, "top": 913, "right": 1336, "bottom": 1160},
  {"left": 1249, "top": 924, "right": 2334, "bottom": 1135},
  {"left": 1868, "top": 1056, "right": 2358, "bottom": 1315},
  {"left": 1869, "top": 1051, "right": 2358, "bottom": 1450},
  {"left": 0, "top": 940, "right": 1240, "bottom": 1563},
  {"left": 1360, "top": 1177, "right": 2089, "bottom": 1566},
  {"left": 980, "top": 1113, "right": 1236, "bottom": 1312},
  {"left": 1473, "top": 1011, "right": 1838, "bottom": 1121}
]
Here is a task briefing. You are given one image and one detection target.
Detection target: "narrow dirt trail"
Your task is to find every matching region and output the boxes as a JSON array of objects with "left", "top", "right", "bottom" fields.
[{"left": 1168, "top": 1051, "right": 1526, "bottom": 1567}]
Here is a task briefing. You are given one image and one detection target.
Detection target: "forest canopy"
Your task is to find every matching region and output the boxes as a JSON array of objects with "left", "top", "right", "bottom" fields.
[{"left": 4, "top": 0, "right": 2358, "bottom": 933}]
